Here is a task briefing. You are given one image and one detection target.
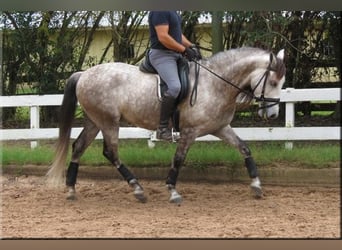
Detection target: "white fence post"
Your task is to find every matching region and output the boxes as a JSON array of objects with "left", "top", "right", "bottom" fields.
[
  {"left": 30, "top": 105, "right": 40, "bottom": 149},
  {"left": 284, "top": 88, "right": 295, "bottom": 149},
  {"left": 285, "top": 102, "right": 295, "bottom": 149}
]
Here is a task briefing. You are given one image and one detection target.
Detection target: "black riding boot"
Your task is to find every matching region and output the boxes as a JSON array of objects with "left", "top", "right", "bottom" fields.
[{"left": 156, "top": 96, "right": 177, "bottom": 141}]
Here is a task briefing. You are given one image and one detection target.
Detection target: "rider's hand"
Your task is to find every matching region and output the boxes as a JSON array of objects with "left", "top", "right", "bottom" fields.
[
  {"left": 183, "top": 46, "right": 201, "bottom": 61},
  {"left": 190, "top": 44, "right": 202, "bottom": 60}
]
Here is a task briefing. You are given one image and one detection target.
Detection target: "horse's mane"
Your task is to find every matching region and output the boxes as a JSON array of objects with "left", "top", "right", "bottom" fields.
[{"left": 207, "top": 47, "right": 269, "bottom": 65}]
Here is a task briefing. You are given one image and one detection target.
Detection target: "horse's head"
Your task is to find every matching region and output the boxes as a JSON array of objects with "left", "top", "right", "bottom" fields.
[{"left": 250, "top": 49, "right": 286, "bottom": 120}]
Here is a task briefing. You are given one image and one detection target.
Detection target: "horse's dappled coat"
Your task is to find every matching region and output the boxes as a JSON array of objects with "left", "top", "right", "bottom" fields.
[{"left": 47, "top": 47, "right": 286, "bottom": 203}]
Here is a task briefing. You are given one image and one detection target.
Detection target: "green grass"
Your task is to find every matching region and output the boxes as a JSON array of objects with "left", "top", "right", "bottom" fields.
[
  {"left": 1, "top": 144, "right": 55, "bottom": 165},
  {"left": 1, "top": 140, "right": 340, "bottom": 169},
  {"left": 250, "top": 142, "right": 340, "bottom": 167}
]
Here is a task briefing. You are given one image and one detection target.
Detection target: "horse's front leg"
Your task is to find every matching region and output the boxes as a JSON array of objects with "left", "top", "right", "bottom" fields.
[
  {"left": 213, "top": 125, "right": 262, "bottom": 198},
  {"left": 166, "top": 131, "right": 196, "bottom": 204}
]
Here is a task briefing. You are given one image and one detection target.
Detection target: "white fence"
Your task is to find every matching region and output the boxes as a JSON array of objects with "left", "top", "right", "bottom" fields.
[{"left": 0, "top": 88, "right": 340, "bottom": 148}]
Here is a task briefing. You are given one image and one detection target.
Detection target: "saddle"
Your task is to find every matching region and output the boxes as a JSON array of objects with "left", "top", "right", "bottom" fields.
[{"left": 139, "top": 50, "right": 190, "bottom": 131}]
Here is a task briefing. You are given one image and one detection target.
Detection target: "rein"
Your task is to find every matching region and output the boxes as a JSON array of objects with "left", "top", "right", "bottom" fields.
[
  {"left": 189, "top": 61, "right": 200, "bottom": 106},
  {"left": 191, "top": 54, "right": 281, "bottom": 110}
]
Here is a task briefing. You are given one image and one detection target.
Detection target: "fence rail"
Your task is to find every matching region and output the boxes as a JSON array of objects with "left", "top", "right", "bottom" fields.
[{"left": 0, "top": 88, "right": 340, "bottom": 148}]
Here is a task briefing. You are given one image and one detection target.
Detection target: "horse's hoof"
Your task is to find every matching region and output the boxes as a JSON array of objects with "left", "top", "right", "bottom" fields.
[
  {"left": 250, "top": 177, "right": 263, "bottom": 198},
  {"left": 66, "top": 187, "right": 77, "bottom": 200},
  {"left": 66, "top": 193, "right": 77, "bottom": 200},
  {"left": 169, "top": 192, "right": 182, "bottom": 204},
  {"left": 129, "top": 179, "right": 147, "bottom": 203},
  {"left": 167, "top": 185, "right": 182, "bottom": 204},
  {"left": 134, "top": 189, "right": 147, "bottom": 203},
  {"left": 250, "top": 185, "right": 263, "bottom": 199}
]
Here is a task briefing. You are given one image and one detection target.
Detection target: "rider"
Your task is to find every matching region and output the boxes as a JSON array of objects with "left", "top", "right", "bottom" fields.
[{"left": 148, "top": 11, "right": 201, "bottom": 141}]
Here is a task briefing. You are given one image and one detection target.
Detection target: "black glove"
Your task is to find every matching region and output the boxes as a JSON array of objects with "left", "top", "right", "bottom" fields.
[
  {"left": 183, "top": 46, "right": 201, "bottom": 61},
  {"left": 190, "top": 44, "right": 202, "bottom": 60}
]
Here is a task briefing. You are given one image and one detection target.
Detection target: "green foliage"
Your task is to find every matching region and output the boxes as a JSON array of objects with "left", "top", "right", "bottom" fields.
[
  {"left": 222, "top": 11, "right": 340, "bottom": 90},
  {"left": 1, "top": 11, "right": 340, "bottom": 124},
  {"left": 181, "top": 11, "right": 203, "bottom": 43},
  {"left": 1, "top": 11, "right": 107, "bottom": 123},
  {"left": 108, "top": 11, "right": 148, "bottom": 64},
  {"left": 14, "top": 107, "right": 29, "bottom": 121}
]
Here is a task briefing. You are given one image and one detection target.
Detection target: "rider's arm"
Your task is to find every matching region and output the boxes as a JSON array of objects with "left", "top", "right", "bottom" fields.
[
  {"left": 154, "top": 24, "right": 187, "bottom": 53},
  {"left": 181, "top": 34, "right": 193, "bottom": 48}
]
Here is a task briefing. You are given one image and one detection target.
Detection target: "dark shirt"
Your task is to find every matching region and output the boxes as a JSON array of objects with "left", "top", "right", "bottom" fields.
[{"left": 148, "top": 11, "right": 182, "bottom": 50}]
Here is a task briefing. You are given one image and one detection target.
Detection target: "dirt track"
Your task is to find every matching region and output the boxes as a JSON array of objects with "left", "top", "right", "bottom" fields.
[{"left": 1, "top": 170, "right": 340, "bottom": 238}]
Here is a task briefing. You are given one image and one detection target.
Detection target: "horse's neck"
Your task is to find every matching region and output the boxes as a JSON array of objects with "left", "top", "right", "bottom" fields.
[
  {"left": 219, "top": 54, "right": 269, "bottom": 85},
  {"left": 203, "top": 54, "right": 268, "bottom": 104}
]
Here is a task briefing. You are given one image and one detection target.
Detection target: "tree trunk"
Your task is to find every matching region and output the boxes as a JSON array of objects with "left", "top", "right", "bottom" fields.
[{"left": 211, "top": 11, "right": 224, "bottom": 54}]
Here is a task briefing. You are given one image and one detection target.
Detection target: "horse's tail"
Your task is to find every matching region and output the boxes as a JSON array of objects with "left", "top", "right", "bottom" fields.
[{"left": 46, "top": 72, "right": 82, "bottom": 187}]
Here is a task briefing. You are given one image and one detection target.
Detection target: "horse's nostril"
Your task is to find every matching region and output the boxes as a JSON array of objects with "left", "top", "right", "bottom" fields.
[{"left": 268, "top": 113, "right": 277, "bottom": 120}]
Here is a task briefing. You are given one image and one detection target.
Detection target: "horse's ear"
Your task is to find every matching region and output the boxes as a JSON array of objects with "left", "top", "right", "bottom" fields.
[{"left": 276, "top": 49, "right": 285, "bottom": 61}]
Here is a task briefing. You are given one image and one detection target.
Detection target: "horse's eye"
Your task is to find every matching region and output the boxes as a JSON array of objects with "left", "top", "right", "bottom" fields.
[{"left": 270, "top": 80, "right": 278, "bottom": 87}]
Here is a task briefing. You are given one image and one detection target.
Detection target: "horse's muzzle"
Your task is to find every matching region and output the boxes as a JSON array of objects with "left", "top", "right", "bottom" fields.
[{"left": 258, "top": 102, "right": 279, "bottom": 120}]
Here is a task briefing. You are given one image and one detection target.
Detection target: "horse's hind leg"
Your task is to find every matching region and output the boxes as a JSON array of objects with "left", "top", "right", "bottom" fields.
[
  {"left": 101, "top": 126, "right": 146, "bottom": 203},
  {"left": 213, "top": 125, "right": 262, "bottom": 198},
  {"left": 66, "top": 118, "right": 99, "bottom": 200}
]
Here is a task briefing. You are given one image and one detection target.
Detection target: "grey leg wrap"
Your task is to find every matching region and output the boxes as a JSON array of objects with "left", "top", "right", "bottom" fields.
[
  {"left": 117, "top": 164, "right": 135, "bottom": 183},
  {"left": 66, "top": 162, "right": 79, "bottom": 186},
  {"left": 245, "top": 157, "right": 258, "bottom": 178}
]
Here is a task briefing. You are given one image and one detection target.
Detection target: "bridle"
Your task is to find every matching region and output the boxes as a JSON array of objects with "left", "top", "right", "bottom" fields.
[{"left": 191, "top": 53, "right": 281, "bottom": 110}]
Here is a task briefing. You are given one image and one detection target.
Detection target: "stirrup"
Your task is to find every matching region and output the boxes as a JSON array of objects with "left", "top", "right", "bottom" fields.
[
  {"left": 170, "top": 129, "right": 180, "bottom": 142},
  {"left": 156, "top": 128, "right": 180, "bottom": 142},
  {"left": 171, "top": 129, "right": 181, "bottom": 142}
]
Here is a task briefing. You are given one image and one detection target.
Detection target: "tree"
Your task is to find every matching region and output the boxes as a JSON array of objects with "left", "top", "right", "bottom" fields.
[
  {"left": 211, "top": 11, "right": 224, "bottom": 53},
  {"left": 221, "top": 11, "right": 340, "bottom": 119},
  {"left": 2, "top": 11, "right": 339, "bottom": 124},
  {"left": 224, "top": 11, "right": 250, "bottom": 49},
  {"left": 180, "top": 11, "right": 203, "bottom": 44},
  {"left": 105, "top": 11, "right": 148, "bottom": 64},
  {"left": 222, "top": 11, "right": 340, "bottom": 88},
  {"left": 1, "top": 11, "right": 105, "bottom": 123},
  {"left": 324, "top": 11, "right": 340, "bottom": 120}
]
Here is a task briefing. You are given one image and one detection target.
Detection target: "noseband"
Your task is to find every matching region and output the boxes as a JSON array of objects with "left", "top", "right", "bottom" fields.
[{"left": 193, "top": 53, "right": 281, "bottom": 110}]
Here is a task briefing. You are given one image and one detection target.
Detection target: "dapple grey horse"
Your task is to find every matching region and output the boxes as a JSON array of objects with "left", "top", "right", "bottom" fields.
[{"left": 47, "top": 47, "right": 286, "bottom": 204}]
